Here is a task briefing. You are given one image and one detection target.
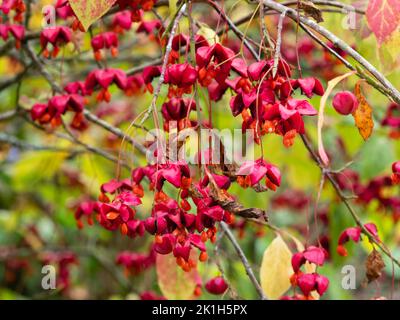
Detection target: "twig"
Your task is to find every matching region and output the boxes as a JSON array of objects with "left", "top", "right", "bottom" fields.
[
  {"left": 272, "top": 9, "right": 287, "bottom": 77},
  {"left": 0, "top": 132, "right": 81, "bottom": 153},
  {"left": 61, "top": 120, "right": 131, "bottom": 170},
  {"left": 189, "top": 183, "right": 267, "bottom": 220},
  {"left": 139, "top": 3, "right": 187, "bottom": 126},
  {"left": 208, "top": 1, "right": 260, "bottom": 59},
  {"left": 259, "top": 0, "right": 275, "bottom": 54},
  {"left": 300, "top": 134, "right": 400, "bottom": 268},
  {"left": 220, "top": 222, "right": 266, "bottom": 299},
  {"left": 83, "top": 110, "right": 147, "bottom": 155},
  {"left": 126, "top": 58, "right": 164, "bottom": 76},
  {"left": 0, "top": 109, "right": 18, "bottom": 121},
  {"left": 213, "top": 228, "right": 240, "bottom": 299}
]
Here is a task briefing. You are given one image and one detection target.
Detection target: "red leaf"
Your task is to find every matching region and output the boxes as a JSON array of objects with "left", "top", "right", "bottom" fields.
[{"left": 366, "top": 0, "right": 400, "bottom": 44}]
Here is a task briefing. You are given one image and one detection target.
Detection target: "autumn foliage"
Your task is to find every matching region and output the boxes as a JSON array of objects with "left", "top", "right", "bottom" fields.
[{"left": 0, "top": 0, "right": 399, "bottom": 301}]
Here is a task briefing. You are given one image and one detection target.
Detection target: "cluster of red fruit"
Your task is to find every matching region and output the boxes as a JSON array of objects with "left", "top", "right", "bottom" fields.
[
  {"left": 335, "top": 166, "right": 400, "bottom": 221},
  {"left": 115, "top": 245, "right": 228, "bottom": 296},
  {"left": 116, "top": 246, "right": 156, "bottom": 276},
  {"left": 0, "top": 0, "right": 25, "bottom": 48},
  {"left": 2, "top": 0, "right": 398, "bottom": 302},
  {"left": 284, "top": 246, "right": 329, "bottom": 300},
  {"left": 29, "top": 1, "right": 171, "bottom": 129},
  {"left": 382, "top": 103, "right": 400, "bottom": 139},
  {"left": 336, "top": 222, "right": 380, "bottom": 257}
]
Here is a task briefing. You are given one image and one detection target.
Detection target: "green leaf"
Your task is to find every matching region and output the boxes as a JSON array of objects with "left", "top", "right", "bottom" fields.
[{"left": 69, "top": 0, "right": 117, "bottom": 30}]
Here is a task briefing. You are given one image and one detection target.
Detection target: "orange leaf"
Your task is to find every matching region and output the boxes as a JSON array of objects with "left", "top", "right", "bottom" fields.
[
  {"left": 69, "top": 0, "right": 117, "bottom": 31},
  {"left": 352, "top": 81, "right": 374, "bottom": 140}
]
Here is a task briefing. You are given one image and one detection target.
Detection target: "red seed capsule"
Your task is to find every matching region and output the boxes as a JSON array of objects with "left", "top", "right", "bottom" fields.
[
  {"left": 199, "top": 251, "right": 208, "bottom": 262},
  {"left": 392, "top": 161, "right": 400, "bottom": 175},
  {"left": 194, "top": 286, "right": 202, "bottom": 297},
  {"left": 392, "top": 161, "right": 400, "bottom": 184},
  {"left": 336, "top": 245, "right": 348, "bottom": 257},
  {"left": 155, "top": 235, "right": 163, "bottom": 244},
  {"left": 180, "top": 199, "right": 191, "bottom": 211},
  {"left": 205, "top": 277, "right": 228, "bottom": 295},
  {"left": 332, "top": 91, "right": 359, "bottom": 115}
]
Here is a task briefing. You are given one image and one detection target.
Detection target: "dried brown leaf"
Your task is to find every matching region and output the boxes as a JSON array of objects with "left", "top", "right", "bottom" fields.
[
  {"left": 364, "top": 250, "right": 385, "bottom": 285},
  {"left": 299, "top": 1, "right": 324, "bottom": 23}
]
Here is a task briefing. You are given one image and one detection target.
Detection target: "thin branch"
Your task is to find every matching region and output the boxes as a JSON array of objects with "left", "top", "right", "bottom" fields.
[
  {"left": 139, "top": 3, "right": 187, "bottom": 126},
  {"left": 21, "top": 41, "right": 147, "bottom": 156},
  {"left": 220, "top": 222, "right": 266, "bottom": 300},
  {"left": 0, "top": 132, "right": 82, "bottom": 153},
  {"left": 189, "top": 183, "right": 267, "bottom": 220},
  {"left": 272, "top": 9, "right": 287, "bottom": 77},
  {"left": 259, "top": 0, "right": 275, "bottom": 53},
  {"left": 126, "top": 58, "right": 163, "bottom": 76},
  {"left": 213, "top": 228, "right": 240, "bottom": 299},
  {"left": 208, "top": 1, "right": 260, "bottom": 59},
  {"left": 61, "top": 120, "right": 131, "bottom": 170},
  {"left": 82, "top": 110, "right": 147, "bottom": 155},
  {"left": 300, "top": 134, "right": 400, "bottom": 268}
]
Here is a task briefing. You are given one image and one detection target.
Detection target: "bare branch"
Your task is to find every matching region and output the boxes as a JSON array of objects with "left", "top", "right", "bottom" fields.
[
  {"left": 220, "top": 222, "right": 267, "bottom": 300},
  {"left": 0, "top": 132, "right": 82, "bottom": 153}
]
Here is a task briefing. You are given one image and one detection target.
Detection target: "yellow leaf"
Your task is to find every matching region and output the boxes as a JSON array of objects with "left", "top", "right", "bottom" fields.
[
  {"left": 383, "top": 29, "right": 400, "bottom": 61},
  {"left": 156, "top": 253, "right": 197, "bottom": 300},
  {"left": 169, "top": 0, "right": 177, "bottom": 16},
  {"left": 11, "top": 151, "right": 68, "bottom": 189},
  {"left": 352, "top": 81, "right": 374, "bottom": 140},
  {"left": 378, "top": 29, "right": 400, "bottom": 73},
  {"left": 79, "top": 153, "right": 111, "bottom": 195},
  {"left": 197, "top": 22, "right": 219, "bottom": 45},
  {"left": 260, "top": 235, "right": 293, "bottom": 299},
  {"left": 69, "top": 0, "right": 117, "bottom": 31}
]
